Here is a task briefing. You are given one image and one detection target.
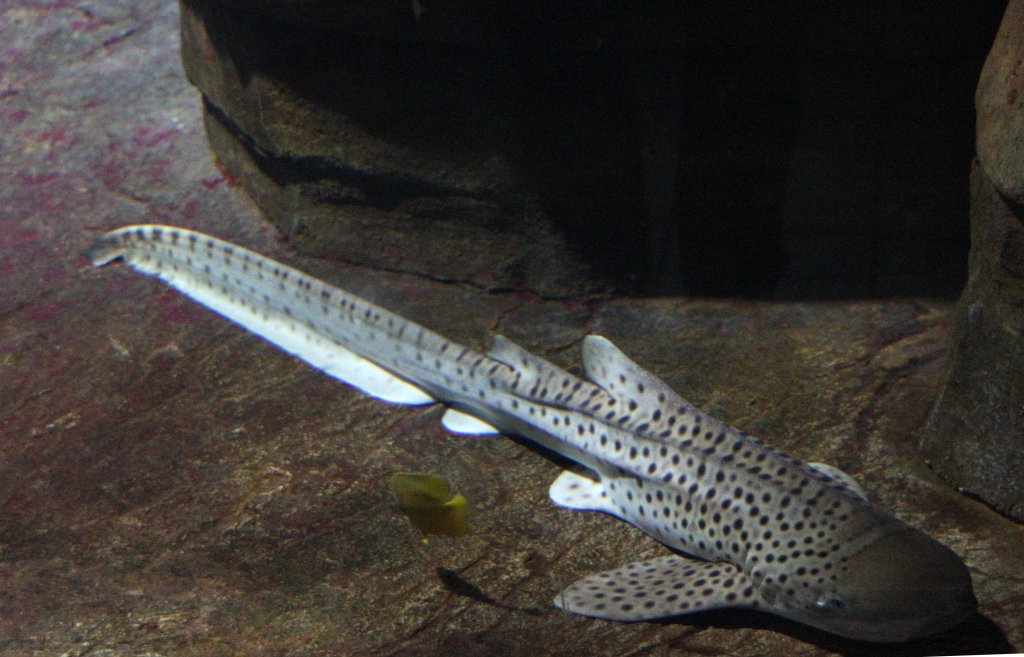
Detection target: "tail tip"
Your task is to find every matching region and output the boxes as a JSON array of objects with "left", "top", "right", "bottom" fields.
[{"left": 83, "top": 233, "right": 126, "bottom": 267}]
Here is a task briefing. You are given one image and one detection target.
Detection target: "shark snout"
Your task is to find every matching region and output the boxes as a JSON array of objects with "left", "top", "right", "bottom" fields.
[{"left": 817, "top": 524, "right": 977, "bottom": 642}]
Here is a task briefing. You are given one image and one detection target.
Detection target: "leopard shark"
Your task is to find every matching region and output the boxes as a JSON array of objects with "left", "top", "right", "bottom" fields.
[{"left": 85, "top": 224, "right": 976, "bottom": 642}]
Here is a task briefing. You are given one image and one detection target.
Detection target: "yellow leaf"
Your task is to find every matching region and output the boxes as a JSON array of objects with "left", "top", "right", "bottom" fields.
[{"left": 390, "top": 472, "right": 469, "bottom": 537}]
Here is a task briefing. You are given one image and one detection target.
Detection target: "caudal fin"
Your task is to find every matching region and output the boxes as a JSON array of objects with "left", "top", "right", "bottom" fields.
[{"left": 86, "top": 225, "right": 435, "bottom": 405}]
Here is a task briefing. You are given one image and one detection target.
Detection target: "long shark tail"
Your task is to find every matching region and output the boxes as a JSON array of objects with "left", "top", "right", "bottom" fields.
[{"left": 86, "top": 225, "right": 436, "bottom": 405}]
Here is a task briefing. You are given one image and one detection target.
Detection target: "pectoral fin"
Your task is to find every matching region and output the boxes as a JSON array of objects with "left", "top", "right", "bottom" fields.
[{"left": 555, "top": 555, "right": 758, "bottom": 621}]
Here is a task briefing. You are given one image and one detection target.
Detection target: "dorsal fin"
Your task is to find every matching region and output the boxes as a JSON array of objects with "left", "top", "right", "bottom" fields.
[
  {"left": 807, "top": 462, "right": 867, "bottom": 500},
  {"left": 488, "top": 335, "right": 589, "bottom": 405},
  {"left": 488, "top": 335, "right": 559, "bottom": 372},
  {"left": 581, "top": 335, "right": 701, "bottom": 439},
  {"left": 581, "top": 335, "right": 680, "bottom": 403}
]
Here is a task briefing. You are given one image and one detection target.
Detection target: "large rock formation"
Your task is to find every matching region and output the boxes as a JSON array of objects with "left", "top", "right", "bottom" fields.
[
  {"left": 176, "top": 0, "right": 663, "bottom": 296},
  {"left": 976, "top": 0, "right": 1024, "bottom": 206},
  {"left": 924, "top": 0, "right": 1024, "bottom": 522}
]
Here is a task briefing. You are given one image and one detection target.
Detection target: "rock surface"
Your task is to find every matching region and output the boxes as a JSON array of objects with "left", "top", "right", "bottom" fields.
[
  {"left": 976, "top": 0, "right": 1024, "bottom": 205},
  {"left": 924, "top": 162, "right": 1024, "bottom": 521},
  {"left": 177, "top": 1, "right": 1002, "bottom": 300},
  {"left": 925, "top": 0, "right": 1024, "bottom": 524},
  {"left": 0, "top": 2, "right": 1021, "bottom": 656},
  {"left": 178, "top": 0, "right": 601, "bottom": 297}
]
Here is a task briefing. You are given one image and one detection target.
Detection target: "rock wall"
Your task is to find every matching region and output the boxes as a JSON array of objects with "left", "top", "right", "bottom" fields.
[
  {"left": 925, "top": 0, "right": 1024, "bottom": 522},
  {"left": 976, "top": 0, "right": 1024, "bottom": 206},
  {"left": 178, "top": 1, "right": 1002, "bottom": 299},
  {"left": 178, "top": 0, "right": 603, "bottom": 296}
]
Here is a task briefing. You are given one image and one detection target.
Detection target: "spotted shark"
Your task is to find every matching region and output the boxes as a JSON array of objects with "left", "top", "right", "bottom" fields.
[{"left": 86, "top": 225, "right": 976, "bottom": 642}]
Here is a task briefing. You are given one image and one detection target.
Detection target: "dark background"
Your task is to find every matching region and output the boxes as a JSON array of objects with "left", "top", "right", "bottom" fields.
[{"left": 511, "top": 2, "right": 1008, "bottom": 298}]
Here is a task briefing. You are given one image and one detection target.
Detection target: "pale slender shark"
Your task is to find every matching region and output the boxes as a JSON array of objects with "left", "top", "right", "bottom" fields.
[{"left": 86, "top": 225, "right": 976, "bottom": 642}]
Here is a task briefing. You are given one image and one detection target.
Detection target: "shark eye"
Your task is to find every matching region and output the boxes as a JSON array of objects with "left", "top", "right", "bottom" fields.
[{"left": 815, "top": 595, "right": 846, "bottom": 610}]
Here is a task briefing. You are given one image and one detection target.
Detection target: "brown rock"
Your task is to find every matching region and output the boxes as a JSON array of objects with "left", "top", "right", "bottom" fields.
[
  {"left": 178, "top": 0, "right": 602, "bottom": 296},
  {"left": 924, "top": 161, "right": 1024, "bottom": 521},
  {"left": 976, "top": 0, "right": 1024, "bottom": 204}
]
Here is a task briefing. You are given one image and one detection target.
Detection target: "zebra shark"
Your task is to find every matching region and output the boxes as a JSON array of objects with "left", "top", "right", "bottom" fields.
[{"left": 86, "top": 225, "right": 976, "bottom": 642}]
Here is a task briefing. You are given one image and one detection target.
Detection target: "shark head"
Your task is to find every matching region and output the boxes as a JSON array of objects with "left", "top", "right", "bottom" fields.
[{"left": 786, "top": 524, "right": 976, "bottom": 642}]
